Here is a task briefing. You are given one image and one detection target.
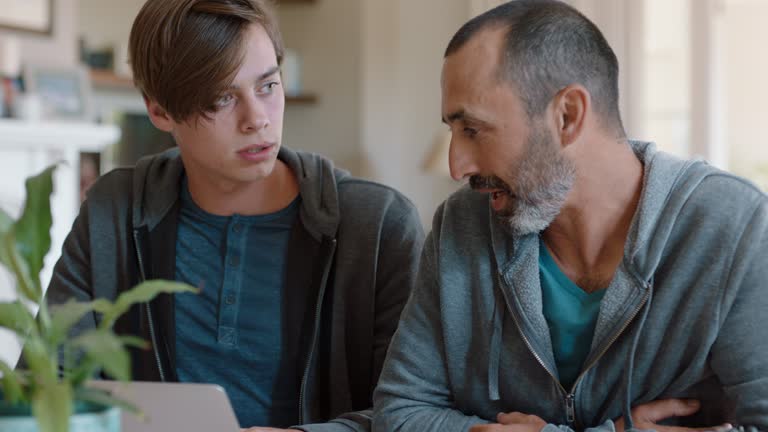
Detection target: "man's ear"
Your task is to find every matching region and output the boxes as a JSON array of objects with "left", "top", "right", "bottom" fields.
[
  {"left": 144, "top": 98, "right": 175, "bottom": 133},
  {"left": 551, "top": 84, "right": 589, "bottom": 148}
]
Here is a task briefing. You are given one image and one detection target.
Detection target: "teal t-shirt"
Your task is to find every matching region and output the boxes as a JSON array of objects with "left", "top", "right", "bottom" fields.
[
  {"left": 539, "top": 239, "right": 606, "bottom": 390},
  {"left": 174, "top": 179, "right": 302, "bottom": 428}
]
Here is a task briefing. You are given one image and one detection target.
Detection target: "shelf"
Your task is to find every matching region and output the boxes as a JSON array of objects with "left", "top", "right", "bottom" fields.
[
  {"left": 286, "top": 94, "right": 318, "bottom": 104},
  {"left": 90, "top": 69, "right": 135, "bottom": 90}
]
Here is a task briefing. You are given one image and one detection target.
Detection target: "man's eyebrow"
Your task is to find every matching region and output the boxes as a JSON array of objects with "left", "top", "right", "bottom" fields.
[
  {"left": 442, "top": 110, "right": 466, "bottom": 124},
  {"left": 228, "top": 65, "right": 281, "bottom": 89}
]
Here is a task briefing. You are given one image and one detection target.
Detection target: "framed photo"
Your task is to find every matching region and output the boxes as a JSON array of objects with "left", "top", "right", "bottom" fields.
[
  {"left": 0, "top": 0, "right": 53, "bottom": 35},
  {"left": 23, "top": 65, "right": 93, "bottom": 121}
]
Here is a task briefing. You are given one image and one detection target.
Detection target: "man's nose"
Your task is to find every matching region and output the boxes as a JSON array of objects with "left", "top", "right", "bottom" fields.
[{"left": 448, "top": 136, "right": 478, "bottom": 181}]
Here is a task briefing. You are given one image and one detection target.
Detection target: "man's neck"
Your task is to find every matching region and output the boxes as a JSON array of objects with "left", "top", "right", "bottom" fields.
[
  {"left": 542, "top": 139, "right": 643, "bottom": 293},
  {"left": 185, "top": 160, "right": 300, "bottom": 216}
]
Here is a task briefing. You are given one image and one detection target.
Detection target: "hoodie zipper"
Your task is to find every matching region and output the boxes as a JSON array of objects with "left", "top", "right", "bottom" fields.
[
  {"left": 499, "top": 276, "right": 651, "bottom": 428},
  {"left": 133, "top": 229, "right": 166, "bottom": 382},
  {"left": 297, "top": 238, "right": 337, "bottom": 425},
  {"left": 567, "top": 285, "right": 651, "bottom": 395}
]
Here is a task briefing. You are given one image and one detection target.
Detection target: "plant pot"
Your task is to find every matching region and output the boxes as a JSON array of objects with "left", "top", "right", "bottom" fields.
[{"left": 0, "top": 401, "right": 120, "bottom": 432}]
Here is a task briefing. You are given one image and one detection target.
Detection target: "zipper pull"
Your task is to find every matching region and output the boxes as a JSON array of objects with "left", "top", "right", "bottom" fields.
[{"left": 565, "top": 393, "right": 576, "bottom": 426}]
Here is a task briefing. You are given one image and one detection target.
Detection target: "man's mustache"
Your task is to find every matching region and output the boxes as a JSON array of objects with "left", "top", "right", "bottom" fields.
[{"left": 469, "top": 175, "right": 510, "bottom": 192}]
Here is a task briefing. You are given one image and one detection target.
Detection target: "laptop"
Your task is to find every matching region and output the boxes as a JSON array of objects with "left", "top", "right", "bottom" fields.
[{"left": 86, "top": 381, "right": 240, "bottom": 432}]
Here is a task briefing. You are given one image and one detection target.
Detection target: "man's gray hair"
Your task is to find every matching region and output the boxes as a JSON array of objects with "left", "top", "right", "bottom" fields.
[{"left": 445, "top": 0, "right": 624, "bottom": 134}]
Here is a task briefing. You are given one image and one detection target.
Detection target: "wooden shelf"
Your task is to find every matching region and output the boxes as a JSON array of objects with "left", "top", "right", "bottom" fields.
[
  {"left": 90, "top": 68, "right": 135, "bottom": 90},
  {"left": 286, "top": 94, "right": 318, "bottom": 104}
]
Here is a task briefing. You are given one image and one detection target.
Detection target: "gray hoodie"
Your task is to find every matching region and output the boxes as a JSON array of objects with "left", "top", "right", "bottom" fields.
[
  {"left": 373, "top": 142, "right": 768, "bottom": 432},
  {"left": 47, "top": 146, "right": 425, "bottom": 432}
]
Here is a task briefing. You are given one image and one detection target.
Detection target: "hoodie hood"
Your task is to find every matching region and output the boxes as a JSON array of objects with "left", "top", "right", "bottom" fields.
[
  {"left": 624, "top": 140, "right": 708, "bottom": 281},
  {"left": 130, "top": 146, "right": 348, "bottom": 240}
]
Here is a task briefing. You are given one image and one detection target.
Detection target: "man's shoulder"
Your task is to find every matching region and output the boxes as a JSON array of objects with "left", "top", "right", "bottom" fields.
[{"left": 683, "top": 165, "right": 767, "bottom": 219}]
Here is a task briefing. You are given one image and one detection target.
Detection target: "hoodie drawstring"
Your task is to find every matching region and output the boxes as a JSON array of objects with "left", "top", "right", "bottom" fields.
[{"left": 622, "top": 283, "right": 653, "bottom": 430}]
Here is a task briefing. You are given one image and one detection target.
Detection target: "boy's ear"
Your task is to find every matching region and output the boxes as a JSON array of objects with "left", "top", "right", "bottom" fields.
[{"left": 145, "top": 99, "right": 175, "bottom": 132}]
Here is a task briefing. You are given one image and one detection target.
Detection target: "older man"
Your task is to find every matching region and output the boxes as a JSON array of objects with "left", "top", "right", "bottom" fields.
[{"left": 373, "top": 1, "right": 768, "bottom": 431}]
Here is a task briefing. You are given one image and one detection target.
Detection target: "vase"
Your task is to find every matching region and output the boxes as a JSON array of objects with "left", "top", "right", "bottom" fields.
[{"left": 0, "top": 402, "right": 120, "bottom": 432}]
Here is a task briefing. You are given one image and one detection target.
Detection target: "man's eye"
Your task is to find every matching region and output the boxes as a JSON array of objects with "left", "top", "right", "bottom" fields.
[
  {"left": 214, "top": 94, "right": 234, "bottom": 108},
  {"left": 463, "top": 127, "right": 478, "bottom": 138}
]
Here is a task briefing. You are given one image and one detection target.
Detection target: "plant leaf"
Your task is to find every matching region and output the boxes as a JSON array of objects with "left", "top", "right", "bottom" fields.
[
  {"left": 119, "top": 335, "right": 150, "bottom": 350},
  {"left": 0, "top": 359, "right": 25, "bottom": 405},
  {"left": 0, "top": 232, "right": 39, "bottom": 303},
  {"left": 100, "top": 280, "right": 197, "bottom": 328},
  {"left": 67, "top": 358, "right": 97, "bottom": 389},
  {"left": 32, "top": 381, "right": 72, "bottom": 432},
  {"left": 0, "top": 300, "right": 36, "bottom": 335},
  {"left": 48, "top": 299, "right": 112, "bottom": 346},
  {"left": 71, "top": 330, "right": 131, "bottom": 381},
  {"left": 20, "top": 336, "right": 58, "bottom": 386},
  {"left": 0, "top": 209, "right": 11, "bottom": 273},
  {"left": 75, "top": 386, "right": 143, "bottom": 417},
  {"left": 0, "top": 208, "right": 12, "bottom": 236},
  {"left": 10, "top": 165, "right": 56, "bottom": 301}
]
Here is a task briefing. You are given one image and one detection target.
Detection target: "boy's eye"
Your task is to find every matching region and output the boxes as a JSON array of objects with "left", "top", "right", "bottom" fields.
[
  {"left": 214, "top": 94, "right": 234, "bottom": 107},
  {"left": 260, "top": 81, "right": 280, "bottom": 93}
]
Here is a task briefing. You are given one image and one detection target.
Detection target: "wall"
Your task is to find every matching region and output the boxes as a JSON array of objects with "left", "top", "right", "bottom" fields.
[
  {"left": 277, "top": 0, "right": 363, "bottom": 173},
  {"left": 77, "top": 0, "right": 144, "bottom": 53},
  {"left": 360, "top": 0, "right": 466, "bottom": 227}
]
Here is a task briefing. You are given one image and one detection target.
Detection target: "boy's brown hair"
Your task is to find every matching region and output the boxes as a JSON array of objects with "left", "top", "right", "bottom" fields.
[{"left": 129, "top": 0, "right": 284, "bottom": 122}]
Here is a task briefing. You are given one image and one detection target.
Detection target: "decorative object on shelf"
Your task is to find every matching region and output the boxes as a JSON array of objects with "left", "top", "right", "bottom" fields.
[
  {"left": 112, "top": 43, "right": 131, "bottom": 79},
  {"left": 282, "top": 49, "right": 303, "bottom": 96},
  {"left": 0, "top": 166, "right": 197, "bottom": 432},
  {"left": 2, "top": 77, "right": 21, "bottom": 118},
  {"left": 0, "top": 35, "right": 21, "bottom": 118},
  {"left": 79, "top": 38, "right": 116, "bottom": 72},
  {"left": 0, "top": 0, "right": 53, "bottom": 35},
  {"left": 422, "top": 129, "right": 452, "bottom": 177},
  {"left": 22, "top": 65, "right": 93, "bottom": 121}
]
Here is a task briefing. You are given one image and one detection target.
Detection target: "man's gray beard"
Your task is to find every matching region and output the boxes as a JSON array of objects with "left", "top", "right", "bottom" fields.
[{"left": 495, "top": 126, "right": 575, "bottom": 236}]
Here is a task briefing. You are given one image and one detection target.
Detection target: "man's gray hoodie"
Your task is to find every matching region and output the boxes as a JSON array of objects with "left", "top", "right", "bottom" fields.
[
  {"left": 46, "top": 146, "right": 425, "bottom": 432},
  {"left": 373, "top": 142, "right": 768, "bottom": 431}
]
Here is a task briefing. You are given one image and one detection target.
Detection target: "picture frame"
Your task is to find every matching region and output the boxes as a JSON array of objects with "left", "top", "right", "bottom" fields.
[
  {"left": 22, "top": 64, "right": 93, "bottom": 121},
  {"left": 0, "top": 0, "right": 53, "bottom": 35}
]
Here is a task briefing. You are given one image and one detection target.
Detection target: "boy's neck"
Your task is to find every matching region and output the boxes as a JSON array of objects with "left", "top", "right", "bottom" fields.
[{"left": 185, "top": 159, "right": 300, "bottom": 216}]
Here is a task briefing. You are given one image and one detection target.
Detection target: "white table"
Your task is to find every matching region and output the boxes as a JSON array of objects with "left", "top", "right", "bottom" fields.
[{"left": 0, "top": 119, "right": 120, "bottom": 368}]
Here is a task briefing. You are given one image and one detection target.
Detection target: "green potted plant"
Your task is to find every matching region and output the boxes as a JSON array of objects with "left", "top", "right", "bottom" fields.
[{"left": 0, "top": 166, "right": 196, "bottom": 432}]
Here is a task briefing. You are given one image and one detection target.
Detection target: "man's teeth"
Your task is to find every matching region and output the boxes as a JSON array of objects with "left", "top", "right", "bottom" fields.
[{"left": 246, "top": 148, "right": 263, "bottom": 153}]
